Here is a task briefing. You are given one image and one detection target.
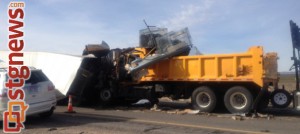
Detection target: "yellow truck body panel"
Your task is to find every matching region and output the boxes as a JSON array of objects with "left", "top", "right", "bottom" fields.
[{"left": 140, "top": 46, "right": 276, "bottom": 88}]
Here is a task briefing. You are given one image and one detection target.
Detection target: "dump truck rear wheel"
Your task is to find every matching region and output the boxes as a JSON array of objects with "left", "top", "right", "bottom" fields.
[
  {"left": 192, "top": 86, "right": 217, "bottom": 112},
  {"left": 224, "top": 86, "right": 253, "bottom": 114},
  {"left": 271, "top": 89, "right": 292, "bottom": 108}
]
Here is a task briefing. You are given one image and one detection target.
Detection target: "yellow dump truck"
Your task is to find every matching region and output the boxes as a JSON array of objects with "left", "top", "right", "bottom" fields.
[
  {"left": 68, "top": 44, "right": 292, "bottom": 114},
  {"left": 115, "top": 46, "right": 288, "bottom": 113},
  {"left": 66, "top": 21, "right": 300, "bottom": 114},
  {"left": 68, "top": 27, "right": 293, "bottom": 114}
]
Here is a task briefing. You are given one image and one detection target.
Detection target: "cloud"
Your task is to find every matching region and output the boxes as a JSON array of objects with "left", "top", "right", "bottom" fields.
[{"left": 159, "top": 0, "right": 214, "bottom": 30}]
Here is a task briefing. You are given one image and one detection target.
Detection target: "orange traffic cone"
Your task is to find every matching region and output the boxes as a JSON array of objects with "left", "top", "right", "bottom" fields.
[{"left": 65, "top": 95, "right": 76, "bottom": 113}]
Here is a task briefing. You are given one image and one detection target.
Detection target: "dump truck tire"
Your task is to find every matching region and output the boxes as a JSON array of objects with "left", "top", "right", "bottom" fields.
[
  {"left": 224, "top": 86, "right": 253, "bottom": 113},
  {"left": 271, "top": 89, "right": 292, "bottom": 108},
  {"left": 192, "top": 86, "right": 217, "bottom": 112}
]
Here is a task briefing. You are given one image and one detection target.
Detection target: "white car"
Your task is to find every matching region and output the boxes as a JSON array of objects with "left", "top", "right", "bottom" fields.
[{"left": 0, "top": 68, "right": 56, "bottom": 119}]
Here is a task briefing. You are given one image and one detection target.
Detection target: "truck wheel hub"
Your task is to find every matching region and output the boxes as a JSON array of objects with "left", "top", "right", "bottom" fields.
[
  {"left": 230, "top": 92, "right": 247, "bottom": 109},
  {"left": 100, "top": 90, "right": 111, "bottom": 101},
  {"left": 196, "top": 92, "right": 211, "bottom": 108},
  {"left": 274, "top": 93, "right": 288, "bottom": 105}
]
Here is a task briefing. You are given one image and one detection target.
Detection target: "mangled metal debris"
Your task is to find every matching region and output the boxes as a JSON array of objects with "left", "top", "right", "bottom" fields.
[
  {"left": 69, "top": 26, "right": 193, "bottom": 104},
  {"left": 139, "top": 27, "right": 167, "bottom": 48},
  {"left": 149, "top": 103, "right": 201, "bottom": 115},
  {"left": 128, "top": 28, "right": 192, "bottom": 76},
  {"left": 229, "top": 113, "right": 274, "bottom": 121},
  {"left": 252, "top": 113, "right": 274, "bottom": 120},
  {"left": 83, "top": 41, "right": 110, "bottom": 57},
  {"left": 132, "top": 99, "right": 150, "bottom": 106},
  {"left": 48, "top": 128, "right": 58, "bottom": 131},
  {"left": 231, "top": 115, "right": 244, "bottom": 121}
]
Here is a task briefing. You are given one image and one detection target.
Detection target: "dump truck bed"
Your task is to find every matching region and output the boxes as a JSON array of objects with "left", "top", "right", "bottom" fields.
[{"left": 141, "top": 46, "right": 277, "bottom": 88}]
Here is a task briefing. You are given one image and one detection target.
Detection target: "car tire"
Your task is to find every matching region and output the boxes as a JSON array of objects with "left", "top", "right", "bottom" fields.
[
  {"left": 270, "top": 89, "right": 292, "bottom": 108},
  {"left": 39, "top": 107, "right": 54, "bottom": 118},
  {"left": 192, "top": 86, "right": 217, "bottom": 112},
  {"left": 224, "top": 86, "right": 253, "bottom": 114}
]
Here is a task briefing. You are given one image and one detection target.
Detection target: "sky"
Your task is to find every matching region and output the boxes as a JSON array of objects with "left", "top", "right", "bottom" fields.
[{"left": 0, "top": 0, "right": 299, "bottom": 71}]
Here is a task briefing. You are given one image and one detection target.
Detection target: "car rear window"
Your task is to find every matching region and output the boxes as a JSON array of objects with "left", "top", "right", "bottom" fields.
[
  {"left": 25, "top": 71, "right": 49, "bottom": 84},
  {"left": 4, "top": 70, "right": 49, "bottom": 84}
]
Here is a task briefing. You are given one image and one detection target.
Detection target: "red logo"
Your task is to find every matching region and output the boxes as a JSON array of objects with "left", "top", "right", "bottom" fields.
[{"left": 3, "top": 1, "right": 29, "bottom": 133}]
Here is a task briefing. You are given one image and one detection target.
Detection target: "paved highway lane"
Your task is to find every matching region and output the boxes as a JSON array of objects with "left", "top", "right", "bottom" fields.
[{"left": 1, "top": 103, "right": 300, "bottom": 134}]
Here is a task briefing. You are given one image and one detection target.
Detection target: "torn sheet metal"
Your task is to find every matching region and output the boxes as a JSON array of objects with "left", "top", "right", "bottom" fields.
[
  {"left": 83, "top": 41, "right": 110, "bottom": 58},
  {"left": 129, "top": 28, "right": 192, "bottom": 75},
  {"left": 139, "top": 27, "right": 168, "bottom": 48},
  {"left": 0, "top": 51, "right": 83, "bottom": 100}
]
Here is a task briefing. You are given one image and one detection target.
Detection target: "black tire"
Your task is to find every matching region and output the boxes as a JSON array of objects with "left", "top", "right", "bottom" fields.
[
  {"left": 145, "top": 89, "right": 159, "bottom": 108},
  {"left": 99, "top": 89, "right": 113, "bottom": 105},
  {"left": 270, "top": 89, "right": 292, "bottom": 108},
  {"left": 39, "top": 107, "right": 54, "bottom": 118},
  {"left": 192, "top": 86, "right": 217, "bottom": 112},
  {"left": 257, "top": 91, "right": 270, "bottom": 112},
  {"left": 224, "top": 86, "right": 253, "bottom": 114}
]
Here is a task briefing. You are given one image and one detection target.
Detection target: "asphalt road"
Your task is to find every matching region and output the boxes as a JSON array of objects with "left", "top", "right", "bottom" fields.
[{"left": 1, "top": 101, "right": 300, "bottom": 134}]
